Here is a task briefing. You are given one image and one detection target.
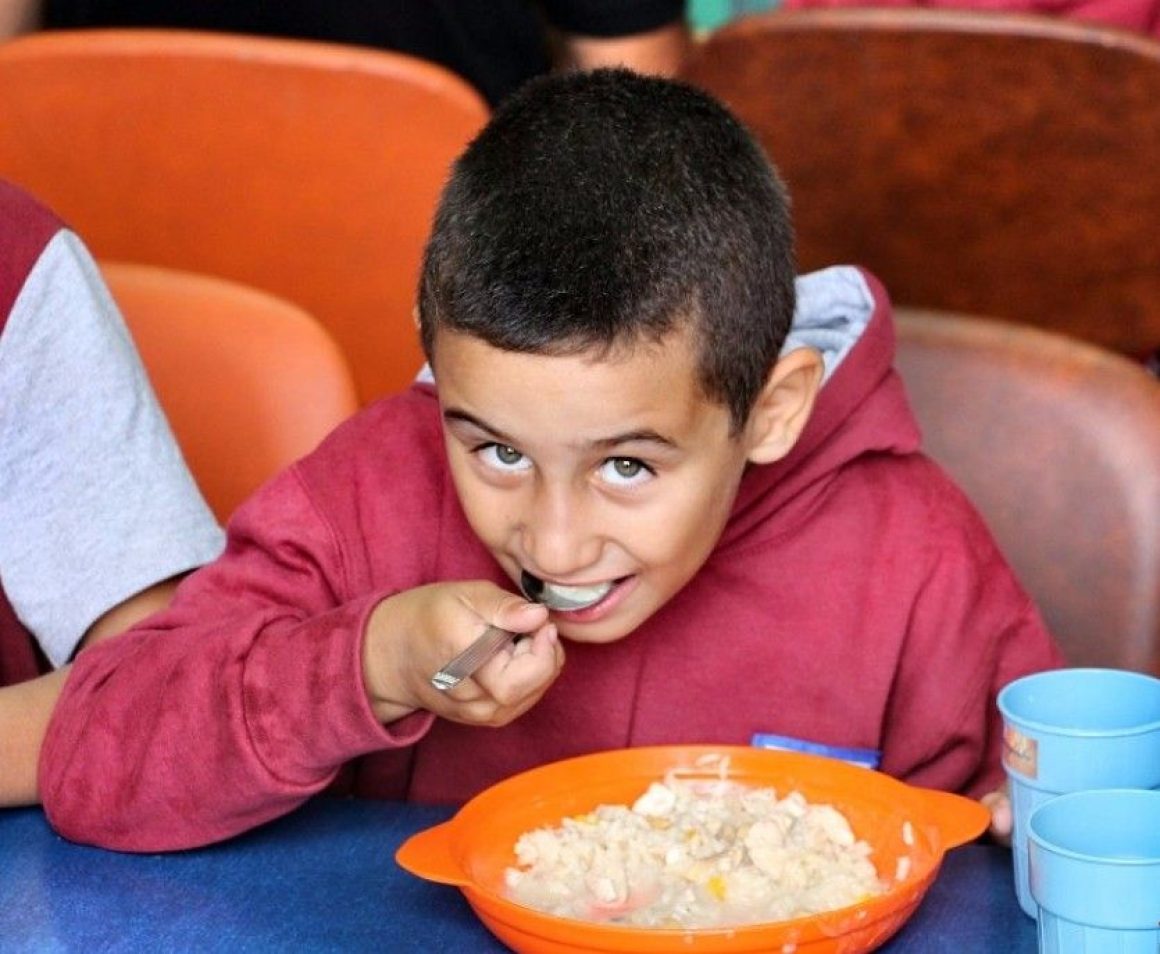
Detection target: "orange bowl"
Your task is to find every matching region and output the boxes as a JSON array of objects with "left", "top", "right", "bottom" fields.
[{"left": 396, "top": 745, "right": 989, "bottom": 953}]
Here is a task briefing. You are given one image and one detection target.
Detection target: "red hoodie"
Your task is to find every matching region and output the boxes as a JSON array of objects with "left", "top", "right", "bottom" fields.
[{"left": 40, "top": 269, "right": 1062, "bottom": 851}]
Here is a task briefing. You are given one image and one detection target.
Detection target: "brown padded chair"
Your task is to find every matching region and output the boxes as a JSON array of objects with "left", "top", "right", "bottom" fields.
[
  {"left": 893, "top": 308, "right": 1160, "bottom": 674},
  {"left": 102, "top": 261, "right": 360, "bottom": 523},
  {"left": 682, "top": 9, "right": 1160, "bottom": 360},
  {"left": 0, "top": 30, "right": 488, "bottom": 404}
]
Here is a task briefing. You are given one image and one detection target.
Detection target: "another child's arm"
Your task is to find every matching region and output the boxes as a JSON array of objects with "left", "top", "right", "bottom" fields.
[
  {"left": 554, "top": 18, "right": 689, "bottom": 80},
  {"left": 0, "top": 667, "right": 71, "bottom": 807}
]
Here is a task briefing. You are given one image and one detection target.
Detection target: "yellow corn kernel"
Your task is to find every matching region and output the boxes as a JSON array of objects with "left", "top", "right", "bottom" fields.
[{"left": 707, "top": 875, "right": 728, "bottom": 901}]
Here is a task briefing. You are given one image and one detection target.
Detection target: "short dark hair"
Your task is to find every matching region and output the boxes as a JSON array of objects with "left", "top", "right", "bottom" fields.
[{"left": 418, "top": 68, "right": 796, "bottom": 432}]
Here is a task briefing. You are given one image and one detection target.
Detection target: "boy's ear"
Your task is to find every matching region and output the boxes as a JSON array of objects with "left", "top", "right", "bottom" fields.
[{"left": 744, "top": 347, "right": 825, "bottom": 464}]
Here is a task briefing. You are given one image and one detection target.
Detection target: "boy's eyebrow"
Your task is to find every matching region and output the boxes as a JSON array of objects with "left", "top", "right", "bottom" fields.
[
  {"left": 588, "top": 429, "right": 678, "bottom": 451},
  {"left": 443, "top": 409, "right": 518, "bottom": 445},
  {"left": 442, "top": 408, "right": 677, "bottom": 450}
]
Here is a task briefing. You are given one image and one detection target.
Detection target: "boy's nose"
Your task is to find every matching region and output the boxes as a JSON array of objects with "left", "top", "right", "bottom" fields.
[{"left": 521, "top": 486, "right": 601, "bottom": 578}]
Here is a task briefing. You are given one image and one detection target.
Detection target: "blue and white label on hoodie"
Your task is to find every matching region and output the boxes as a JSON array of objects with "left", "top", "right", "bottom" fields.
[{"left": 751, "top": 732, "right": 881, "bottom": 770}]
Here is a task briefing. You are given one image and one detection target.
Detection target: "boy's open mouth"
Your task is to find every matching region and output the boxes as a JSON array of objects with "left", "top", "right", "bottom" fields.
[{"left": 520, "top": 570, "right": 618, "bottom": 611}]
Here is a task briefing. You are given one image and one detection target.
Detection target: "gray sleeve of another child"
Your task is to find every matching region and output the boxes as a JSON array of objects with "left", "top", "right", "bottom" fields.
[{"left": 0, "top": 231, "right": 225, "bottom": 667}]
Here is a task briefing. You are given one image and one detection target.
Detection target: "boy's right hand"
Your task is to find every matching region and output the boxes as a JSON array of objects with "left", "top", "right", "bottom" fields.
[{"left": 362, "top": 581, "right": 564, "bottom": 727}]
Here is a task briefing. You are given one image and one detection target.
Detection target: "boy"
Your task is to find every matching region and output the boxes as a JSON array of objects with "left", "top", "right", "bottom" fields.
[{"left": 39, "top": 69, "right": 1059, "bottom": 851}]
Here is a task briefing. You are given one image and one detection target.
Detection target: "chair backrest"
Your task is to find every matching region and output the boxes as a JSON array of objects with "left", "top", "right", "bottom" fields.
[
  {"left": 0, "top": 29, "right": 489, "bottom": 403},
  {"left": 893, "top": 308, "right": 1160, "bottom": 673},
  {"left": 102, "top": 261, "right": 360, "bottom": 523},
  {"left": 681, "top": 9, "right": 1160, "bottom": 359}
]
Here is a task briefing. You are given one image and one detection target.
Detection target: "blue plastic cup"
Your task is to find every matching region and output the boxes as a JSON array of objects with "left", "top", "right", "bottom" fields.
[
  {"left": 1029, "top": 789, "right": 1160, "bottom": 953},
  {"left": 997, "top": 668, "right": 1160, "bottom": 918}
]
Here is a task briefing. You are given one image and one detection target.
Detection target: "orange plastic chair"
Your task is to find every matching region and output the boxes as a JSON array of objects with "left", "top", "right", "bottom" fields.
[
  {"left": 0, "top": 30, "right": 489, "bottom": 403},
  {"left": 682, "top": 9, "right": 1160, "bottom": 360},
  {"left": 894, "top": 308, "right": 1160, "bottom": 673},
  {"left": 101, "top": 261, "right": 360, "bottom": 523}
]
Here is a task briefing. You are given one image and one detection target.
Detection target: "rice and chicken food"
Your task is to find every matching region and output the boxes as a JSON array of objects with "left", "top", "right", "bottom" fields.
[{"left": 504, "top": 770, "right": 887, "bottom": 929}]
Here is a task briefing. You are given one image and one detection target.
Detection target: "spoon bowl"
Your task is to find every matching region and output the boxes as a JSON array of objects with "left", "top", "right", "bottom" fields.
[{"left": 520, "top": 570, "right": 611, "bottom": 611}]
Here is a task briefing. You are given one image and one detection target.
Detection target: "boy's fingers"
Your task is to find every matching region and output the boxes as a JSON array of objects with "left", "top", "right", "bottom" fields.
[
  {"left": 441, "top": 663, "right": 558, "bottom": 726},
  {"left": 981, "top": 790, "right": 1013, "bottom": 845},
  {"left": 475, "top": 624, "right": 562, "bottom": 708}
]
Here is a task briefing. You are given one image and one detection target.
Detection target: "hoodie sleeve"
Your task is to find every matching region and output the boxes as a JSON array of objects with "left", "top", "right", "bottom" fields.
[
  {"left": 38, "top": 464, "right": 433, "bottom": 852},
  {"left": 876, "top": 483, "right": 1065, "bottom": 798}
]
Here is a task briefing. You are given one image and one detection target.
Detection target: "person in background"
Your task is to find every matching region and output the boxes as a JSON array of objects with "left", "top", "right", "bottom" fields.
[
  {"left": 0, "top": 178, "right": 225, "bottom": 805},
  {"left": 0, "top": 0, "right": 689, "bottom": 105},
  {"left": 0, "top": 0, "right": 35, "bottom": 36},
  {"left": 37, "top": 69, "right": 1060, "bottom": 853}
]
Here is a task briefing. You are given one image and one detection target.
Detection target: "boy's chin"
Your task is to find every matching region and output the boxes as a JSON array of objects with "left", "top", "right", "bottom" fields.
[
  {"left": 552, "top": 605, "right": 656, "bottom": 645},
  {"left": 554, "top": 624, "right": 636, "bottom": 645}
]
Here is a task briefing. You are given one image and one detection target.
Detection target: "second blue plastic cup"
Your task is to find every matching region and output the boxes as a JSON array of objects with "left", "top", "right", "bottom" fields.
[
  {"left": 1030, "top": 789, "right": 1160, "bottom": 953},
  {"left": 997, "top": 668, "right": 1160, "bottom": 918}
]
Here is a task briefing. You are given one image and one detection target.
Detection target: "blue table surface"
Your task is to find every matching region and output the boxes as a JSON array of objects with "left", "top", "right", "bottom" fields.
[{"left": 0, "top": 799, "right": 1037, "bottom": 953}]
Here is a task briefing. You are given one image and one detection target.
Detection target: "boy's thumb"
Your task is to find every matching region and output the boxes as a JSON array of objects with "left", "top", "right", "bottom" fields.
[{"left": 489, "top": 592, "right": 550, "bottom": 634}]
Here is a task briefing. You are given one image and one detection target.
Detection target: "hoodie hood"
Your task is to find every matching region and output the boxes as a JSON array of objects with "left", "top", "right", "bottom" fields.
[
  {"left": 781, "top": 265, "right": 876, "bottom": 384},
  {"left": 720, "top": 266, "right": 921, "bottom": 548}
]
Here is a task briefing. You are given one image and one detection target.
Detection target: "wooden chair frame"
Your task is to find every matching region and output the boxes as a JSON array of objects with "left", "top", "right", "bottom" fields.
[{"left": 683, "top": 9, "right": 1160, "bottom": 359}]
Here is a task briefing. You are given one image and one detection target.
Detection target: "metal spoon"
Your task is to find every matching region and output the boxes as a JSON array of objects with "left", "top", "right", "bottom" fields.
[
  {"left": 430, "top": 624, "right": 517, "bottom": 691},
  {"left": 519, "top": 570, "right": 612, "bottom": 611},
  {"left": 428, "top": 571, "right": 610, "bottom": 691}
]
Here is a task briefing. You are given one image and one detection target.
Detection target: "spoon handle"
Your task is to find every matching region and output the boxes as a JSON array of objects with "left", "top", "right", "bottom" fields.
[{"left": 430, "top": 625, "right": 517, "bottom": 691}]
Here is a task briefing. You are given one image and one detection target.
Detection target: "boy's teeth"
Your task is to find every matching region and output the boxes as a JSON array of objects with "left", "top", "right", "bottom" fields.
[{"left": 541, "top": 580, "right": 613, "bottom": 610}]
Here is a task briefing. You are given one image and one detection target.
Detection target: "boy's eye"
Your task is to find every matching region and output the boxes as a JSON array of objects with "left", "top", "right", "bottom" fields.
[
  {"left": 600, "top": 457, "right": 654, "bottom": 487},
  {"left": 479, "top": 443, "right": 531, "bottom": 472}
]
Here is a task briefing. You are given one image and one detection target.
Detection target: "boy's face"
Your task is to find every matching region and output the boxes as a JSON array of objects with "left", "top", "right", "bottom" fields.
[{"left": 432, "top": 325, "right": 755, "bottom": 645}]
